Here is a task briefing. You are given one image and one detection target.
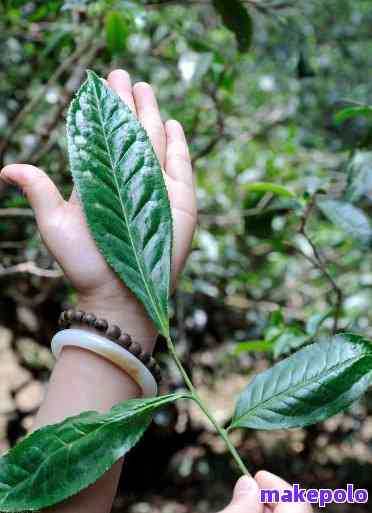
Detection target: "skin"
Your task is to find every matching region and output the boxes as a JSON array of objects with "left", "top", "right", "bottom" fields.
[{"left": 0, "top": 69, "right": 312, "bottom": 513}]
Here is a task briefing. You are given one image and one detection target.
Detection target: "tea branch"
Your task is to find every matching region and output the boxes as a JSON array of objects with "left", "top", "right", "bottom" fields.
[{"left": 165, "top": 334, "right": 250, "bottom": 476}]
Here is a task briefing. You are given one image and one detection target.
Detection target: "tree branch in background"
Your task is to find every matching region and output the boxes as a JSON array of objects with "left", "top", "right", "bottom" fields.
[
  {"left": 294, "top": 197, "right": 343, "bottom": 334},
  {"left": 0, "top": 208, "right": 34, "bottom": 218},
  {"left": 0, "top": 38, "right": 94, "bottom": 166},
  {"left": 21, "top": 41, "right": 104, "bottom": 164},
  {"left": 191, "top": 87, "right": 225, "bottom": 166},
  {"left": 143, "top": 0, "right": 296, "bottom": 8},
  {"left": 0, "top": 261, "right": 63, "bottom": 278}
]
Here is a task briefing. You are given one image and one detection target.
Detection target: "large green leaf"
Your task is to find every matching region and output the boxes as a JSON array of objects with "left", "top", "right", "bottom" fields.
[
  {"left": 212, "top": 0, "right": 253, "bottom": 52},
  {"left": 67, "top": 71, "right": 172, "bottom": 336},
  {"left": 318, "top": 199, "right": 372, "bottom": 247},
  {"left": 230, "top": 333, "right": 372, "bottom": 431},
  {"left": 0, "top": 393, "right": 184, "bottom": 512}
]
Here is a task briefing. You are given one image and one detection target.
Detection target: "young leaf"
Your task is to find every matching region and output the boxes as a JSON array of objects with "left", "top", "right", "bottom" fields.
[
  {"left": 244, "top": 182, "right": 296, "bottom": 199},
  {"left": 0, "top": 393, "right": 184, "bottom": 512},
  {"left": 318, "top": 199, "right": 372, "bottom": 247},
  {"left": 270, "top": 309, "right": 284, "bottom": 326},
  {"left": 212, "top": 0, "right": 253, "bottom": 52},
  {"left": 67, "top": 71, "right": 172, "bottom": 336},
  {"left": 306, "top": 309, "right": 333, "bottom": 337},
  {"left": 334, "top": 105, "right": 372, "bottom": 125},
  {"left": 273, "top": 327, "right": 310, "bottom": 358},
  {"left": 105, "top": 10, "right": 129, "bottom": 55},
  {"left": 234, "top": 340, "right": 274, "bottom": 354},
  {"left": 230, "top": 333, "right": 372, "bottom": 431}
]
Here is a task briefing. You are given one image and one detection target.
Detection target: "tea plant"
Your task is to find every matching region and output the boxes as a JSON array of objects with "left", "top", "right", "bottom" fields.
[{"left": 0, "top": 71, "right": 372, "bottom": 511}]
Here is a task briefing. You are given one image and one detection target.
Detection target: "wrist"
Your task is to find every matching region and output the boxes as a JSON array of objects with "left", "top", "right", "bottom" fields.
[{"left": 76, "top": 293, "right": 158, "bottom": 353}]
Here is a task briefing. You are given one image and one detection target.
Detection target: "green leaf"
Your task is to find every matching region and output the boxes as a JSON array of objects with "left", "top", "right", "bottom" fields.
[
  {"left": 318, "top": 199, "right": 372, "bottom": 247},
  {"left": 212, "top": 0, "right": 253, "bottom": 52},
  {"left": 273, "top": 327, "right": 310, "bottom": 358},
  {"left": 230, "top": 333, "right": 372, "bottom": 431},
  {"left": 269, "top": 309, "right": 284, "bottom": 326},
  {"left": 0, "top": 394, "right": 184, "bottom": 511},
  {"left": 306, "top": 309, "right": 333, "bottom": 337},
  {"left": 234, "top": 340, "right": 274, "bottom": 354},
  {"left": 105, "top": 10, "right": 129, "bottom": 55},
  {"left": 244, "top": 182, "right": 296, "bottom": 198},
  {"left": 67, "top": 71, "right": 172, "bottom": 336},
  {"left": 345, "top": 151, "right": 372, "bottom": 203},
  {"left": 334, "top": 105, "right": 372, "bottom": 124}
]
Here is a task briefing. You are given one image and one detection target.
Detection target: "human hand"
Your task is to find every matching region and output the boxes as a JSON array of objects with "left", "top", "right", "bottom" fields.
[
  {"left": 219, "top": 471, "right": 313, "bottom": 513},
  {"left": 0, "top": 69, "right": 197, "bottom": 350}
]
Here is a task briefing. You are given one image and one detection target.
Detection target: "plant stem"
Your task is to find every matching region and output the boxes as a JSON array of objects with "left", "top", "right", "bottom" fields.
[
  {"left": 165, "top": 335, "right": 250, "bottom": 476},
  {"left": 299, "top": 197, "right": 343, "bottom": 333}
]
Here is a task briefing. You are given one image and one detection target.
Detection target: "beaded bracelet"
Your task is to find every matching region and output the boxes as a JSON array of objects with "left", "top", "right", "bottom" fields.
[{"left": 58, "top": 308, "right": 161, "bottom": 383}]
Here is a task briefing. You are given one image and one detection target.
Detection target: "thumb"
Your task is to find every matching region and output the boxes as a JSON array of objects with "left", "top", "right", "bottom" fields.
[
  {"left": 1, "top": 164, "right": 64, "bottom": 225},
  {"left": 220, "top": 476, "right": 263, "bottom": 513}
]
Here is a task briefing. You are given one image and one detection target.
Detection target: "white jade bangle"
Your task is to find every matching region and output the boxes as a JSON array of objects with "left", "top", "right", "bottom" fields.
[{"left": 51, "top": 329, "right": 158, "bottom": 398}]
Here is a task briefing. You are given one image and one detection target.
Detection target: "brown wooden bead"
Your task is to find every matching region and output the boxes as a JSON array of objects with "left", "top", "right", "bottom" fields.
[
  {"left": 66, "top": 309, "right": 75, "bottom": 322},
  {"left": 94, "top": 318, "right": 109, "bottom": 333},
  {"left": 106, "top": 325, "right": 121, "bottom": 340},
  {"left": 139, "top": 351, "right": 151, "bottom": 365},
  {"left": 118, "top": 333, "right": 132, "bottom": 348},
  {"left": 147, "top": 357, "right": 157, "bottom": 372},
  {"left": 83, "top": 313, "right": 96, "bottom": 326},
  {"left": 153, "top": 363, "right": 162, "bottom": 380},
  {"left": 129, "top": 341, "right": 141, "bottom": 356},
  {"left": 74, "top": 310, "right": 84, "bottom": 322},
  {"left": 58, "top": 312, "right": 67, "bottom": 326}
]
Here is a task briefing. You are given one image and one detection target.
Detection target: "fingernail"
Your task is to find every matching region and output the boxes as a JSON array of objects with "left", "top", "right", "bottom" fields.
[
  {"left": 166, "top": 119, "right": 181, "bottom": 130},
  {"left": 234, "top": 475, "right": 257, "bottom": 496},
  {"left": 133, "top": 81, "right": 152, "bottom": 91},
  {"left": 259, "top": 470, "right": 281, "bottom": 481}
]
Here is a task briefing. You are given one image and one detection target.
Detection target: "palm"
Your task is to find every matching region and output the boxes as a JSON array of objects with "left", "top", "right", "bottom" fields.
[{"left": 47, "top": 171, "right": 195, "bottom": 296}]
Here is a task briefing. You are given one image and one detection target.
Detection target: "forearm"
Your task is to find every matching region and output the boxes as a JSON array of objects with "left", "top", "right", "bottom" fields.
[{"left": 34, "top": 300, "right": 157, "bottom": 513}]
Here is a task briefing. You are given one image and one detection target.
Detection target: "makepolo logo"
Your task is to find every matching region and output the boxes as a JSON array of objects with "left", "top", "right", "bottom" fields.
[{"left": 260, "top": 484, "right": 368, "bottom": 509}]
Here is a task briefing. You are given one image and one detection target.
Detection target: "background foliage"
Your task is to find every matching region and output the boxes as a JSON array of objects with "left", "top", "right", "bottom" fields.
[{"left": 0, "top": 1, "right": 372, "bottom": 511}]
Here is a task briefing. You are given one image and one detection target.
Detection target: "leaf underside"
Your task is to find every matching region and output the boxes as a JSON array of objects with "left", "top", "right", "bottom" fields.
[
  {"left": 230, "top": 333, "right": 372, "bottom": 430},
  {"left": 345, "top": 150, "right": 372, "bottom": 203},
  {"left": 0, "top": 394, "right": 182, "bottom": 512},
  {"left": 67, "top": 70, "right": 172, "bottom": 336},
  {"left": 318, "top": 199, "right": 372, "bottom": 248}
]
